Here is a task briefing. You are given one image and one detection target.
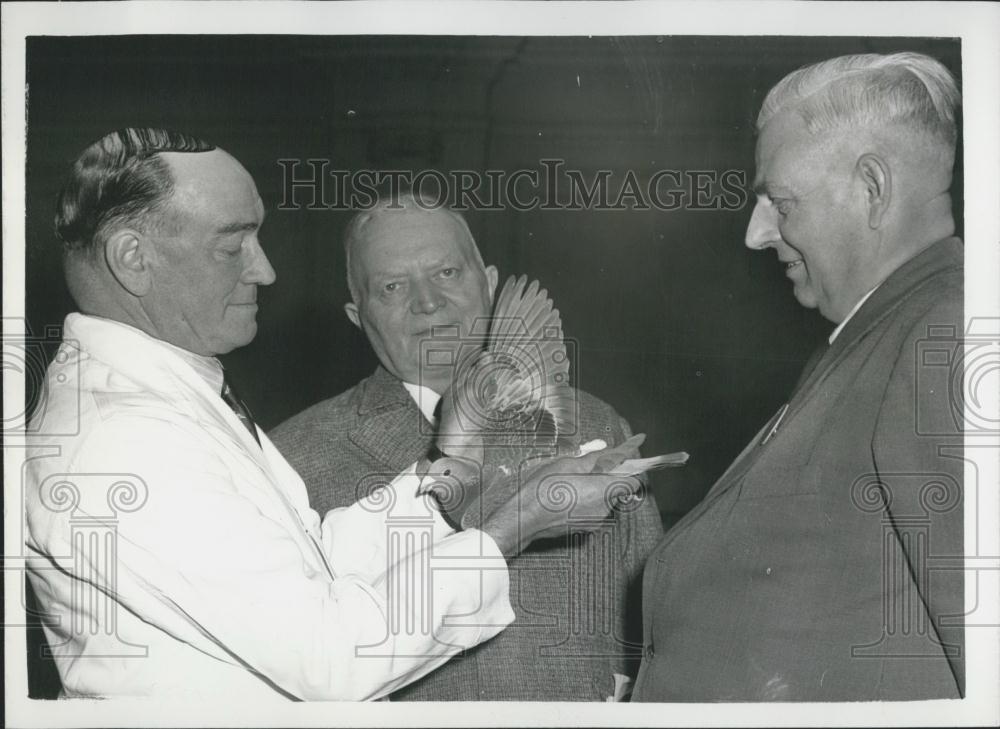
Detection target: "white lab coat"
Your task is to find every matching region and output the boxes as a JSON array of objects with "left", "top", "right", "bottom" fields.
[{"left": 25, "top": 313, "right": 513, "bottom": 701}]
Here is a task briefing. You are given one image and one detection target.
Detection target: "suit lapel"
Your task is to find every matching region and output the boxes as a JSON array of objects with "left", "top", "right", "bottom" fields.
[
  {"left": 661, "top": 238, "right": 963, "bottom": 543},
  {"left": 782, "top": 237, "right": 962, "bottom": 424},
  {"left": 350, "top": 367, "right": 435, "bottom": 471}
]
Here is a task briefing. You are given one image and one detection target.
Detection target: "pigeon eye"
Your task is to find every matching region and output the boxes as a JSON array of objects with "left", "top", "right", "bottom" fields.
[{"left": 442, "top": 468, "right": 452, "bottom": 476}]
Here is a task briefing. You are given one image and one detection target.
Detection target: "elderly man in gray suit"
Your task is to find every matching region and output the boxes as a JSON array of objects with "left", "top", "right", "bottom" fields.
[{"left": 271, "top": 192, "right": 663, "bottom": 701}]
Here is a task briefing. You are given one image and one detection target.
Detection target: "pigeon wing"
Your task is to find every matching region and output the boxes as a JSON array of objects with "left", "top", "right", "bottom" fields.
[{"left": 480, "top": 275, "right": 576, "bottom": 439}]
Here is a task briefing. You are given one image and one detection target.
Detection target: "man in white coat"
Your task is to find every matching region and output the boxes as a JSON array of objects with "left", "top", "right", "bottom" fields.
[{"left": 24, "top": 128, "right": 639, "bottom": 701}]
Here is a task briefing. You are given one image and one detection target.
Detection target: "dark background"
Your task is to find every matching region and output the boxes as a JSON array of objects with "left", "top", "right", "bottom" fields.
[{"left": 23, "top": 35, "right": 961, "bottom": 697}]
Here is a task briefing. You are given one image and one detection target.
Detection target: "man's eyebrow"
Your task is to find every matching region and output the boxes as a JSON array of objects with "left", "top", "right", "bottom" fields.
[
  {"left": 367, "top": 267, "right": 406, "bottom": 281},
  {"left": 214, "top": 221, "right": 260, "bottom": 236},
  {"left": 752, "top": 181, "right": 792, "bottom": 198}
]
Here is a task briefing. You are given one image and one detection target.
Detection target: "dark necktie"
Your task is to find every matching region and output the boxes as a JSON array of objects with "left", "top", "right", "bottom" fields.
[{"left": 221, "top": 375, "right": 261, "bottom": 446}]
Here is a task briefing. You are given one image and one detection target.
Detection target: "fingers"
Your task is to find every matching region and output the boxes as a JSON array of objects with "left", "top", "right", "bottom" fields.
[
  {"left": 610, "top": 451, "right": 690, "bottom": 476},
  {"left": 606, "top": 433, "right": 646, "bottom": 459},
  {"left": 528, "top": 472, "right": 644, "bottom": 542},
  {"left": 593, "top": 454, "right": 621, "bottom": 473},
  {"left": 607, "top": 475, "right": 644, "bottom": 508},
  {"left": 523, "top": 433, "right": 651, "bottom": 479},
  {"left": 578, "top": 432, "right": 648, "bottom": 473}
]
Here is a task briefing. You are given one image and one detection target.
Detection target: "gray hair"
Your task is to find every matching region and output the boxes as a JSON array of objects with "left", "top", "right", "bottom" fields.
[
  {"left": 343, "top": 189, "right": 485, "bottom": 302},
  {"left": 757, "top": 52, "right": 960, "bottom": 150}
]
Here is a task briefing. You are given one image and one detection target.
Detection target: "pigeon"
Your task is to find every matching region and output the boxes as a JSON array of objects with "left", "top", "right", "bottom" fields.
[{"left": 420, "top": 274, "right": 688, "bottom": 525}]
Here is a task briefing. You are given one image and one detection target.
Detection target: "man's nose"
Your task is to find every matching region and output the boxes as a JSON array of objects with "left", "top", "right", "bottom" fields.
[
  {"left": 242, "top": 237, "right": 277, "bottom": 286},
  {"left": 745, "top": 198, "right": 779, "bottom": 250},
  {"left": 409, "top": 279, "right": 445, "bottom": 315}
]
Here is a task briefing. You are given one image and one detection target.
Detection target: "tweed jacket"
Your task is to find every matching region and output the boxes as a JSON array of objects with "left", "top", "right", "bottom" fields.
[
  {"left": 633, "top": 238, "right": 965, "bottom": 702},
  {"left": 271, "top": 367, "right": 664, "bottom": 701}
]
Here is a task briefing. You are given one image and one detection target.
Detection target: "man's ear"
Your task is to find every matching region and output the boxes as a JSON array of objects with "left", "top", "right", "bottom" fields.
[
  {"left": 104, "top": 229, "right": 152, "bottom": 296},
  {"left": 485, "top": 265, "right": 499, "bottom": 302},
  {"left": 344, "top": 301, "right": 361, "bottom": 329},
  {"left": 857, "top": 153, "right": 892, "bottom": 229}
]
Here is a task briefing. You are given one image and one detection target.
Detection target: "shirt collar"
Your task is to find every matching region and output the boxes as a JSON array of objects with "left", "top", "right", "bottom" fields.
[
  {"left": 402, "top": 381, "right": 441, "bottom": 425},
  {"left": 162, "top": 340, "right": 225, "bottom": 394},
  {"left": 69, "top": 313, "right": 225, "bottom": 393},
  {"left": 828, "top": 286, "right": 880, "bottom": 344}
]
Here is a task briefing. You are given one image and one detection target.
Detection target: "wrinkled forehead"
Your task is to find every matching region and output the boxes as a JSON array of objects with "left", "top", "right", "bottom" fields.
[{"left": 353, "top": 207, "right": 477, "bottom": 266}]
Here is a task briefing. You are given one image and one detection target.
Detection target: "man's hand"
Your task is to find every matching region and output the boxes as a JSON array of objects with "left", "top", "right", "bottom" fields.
[{"left": 478, "top": 435, "right": 647, "bottom": 558}]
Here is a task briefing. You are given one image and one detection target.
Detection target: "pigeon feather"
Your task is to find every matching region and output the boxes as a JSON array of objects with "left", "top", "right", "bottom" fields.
[{"left": 479, "top": 275, "right": 575, "bottom": 438}]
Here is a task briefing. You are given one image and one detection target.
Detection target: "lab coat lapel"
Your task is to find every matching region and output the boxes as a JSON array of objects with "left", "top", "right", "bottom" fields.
[{"left": 62, "top": 314, "right": 327, "bottom": 574}]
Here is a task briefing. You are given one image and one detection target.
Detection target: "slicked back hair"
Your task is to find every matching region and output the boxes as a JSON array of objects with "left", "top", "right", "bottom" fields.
[
  {"left": 55, "top": 127, "right": 216, "bottom": 258},
  {"left": 343, "top": 188, "right": 484, "bottom": 303},
  {"left": 758, "top": 52, "right": 960, "bottom": 152}
]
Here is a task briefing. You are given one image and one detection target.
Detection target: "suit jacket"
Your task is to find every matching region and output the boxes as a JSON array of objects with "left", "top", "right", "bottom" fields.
[
  {"left": 24, "top": 314, "right": 513, "bottom": 701},
  {"left": 632, "top": 238, "right": 965, "bottom": 701},
  {"left": 271, "top": 367, "right": 664, "bottom": 700}
]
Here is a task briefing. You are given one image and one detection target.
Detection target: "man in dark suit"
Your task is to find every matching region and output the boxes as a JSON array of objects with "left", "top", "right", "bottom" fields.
[
  {"left": 632, "top": 52, "right": 965, "bottom": 701},
  {"left": 271, "top": 193, "right": 663, "bottom": 701}
]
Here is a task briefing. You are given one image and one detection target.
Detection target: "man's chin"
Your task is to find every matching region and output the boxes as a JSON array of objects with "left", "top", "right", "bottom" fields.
[
  {"left": 214, "top": 325, "right": 258, "bottom": 355},
  {"left": 791, "top": 285, "right": 819, "bottom": 312}
]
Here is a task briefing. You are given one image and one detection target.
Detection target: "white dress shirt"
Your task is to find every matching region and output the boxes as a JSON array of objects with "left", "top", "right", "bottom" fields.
[
  {"left": 24, "top": 314, "right": 513, "bottom": 701},
  {"left": 401, "top": 381, "right": 441, "bottom": 425},
  {"left": 828, "top": 286, "right": 879, "bottom": 344}
]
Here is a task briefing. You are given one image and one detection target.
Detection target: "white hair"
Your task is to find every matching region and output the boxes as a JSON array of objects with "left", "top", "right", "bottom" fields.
[
  {"left": 343, "top": 190, "right": 485, "bottom": 303},
  {"left": 758, "top": 52, "right": 960, "bottom": 150}
]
